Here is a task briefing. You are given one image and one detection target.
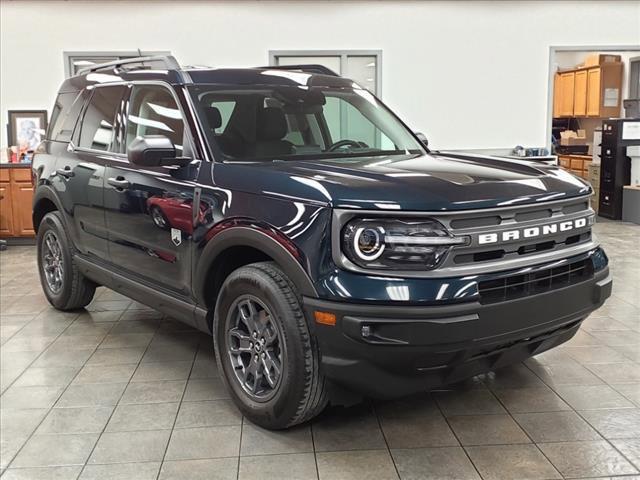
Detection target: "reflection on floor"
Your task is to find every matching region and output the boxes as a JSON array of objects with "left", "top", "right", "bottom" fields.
[{"left": 1, "top": 220, "right": 639, "bottom": 479}]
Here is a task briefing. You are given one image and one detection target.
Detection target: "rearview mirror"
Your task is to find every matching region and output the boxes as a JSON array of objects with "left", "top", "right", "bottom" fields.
[
  {"left": 127, "top": 135, "right": 190, "bottom": 167},
  {"left": 415, "top": 132, "right": 429, "bottom": 149}
]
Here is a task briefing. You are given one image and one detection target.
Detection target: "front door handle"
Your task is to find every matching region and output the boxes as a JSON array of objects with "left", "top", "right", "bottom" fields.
[
  {"left": 107, "top": 176, "right": 130, "bottom": 190},
  {"left": 56, "top": 166, "right": 74, "bottom": 178}
]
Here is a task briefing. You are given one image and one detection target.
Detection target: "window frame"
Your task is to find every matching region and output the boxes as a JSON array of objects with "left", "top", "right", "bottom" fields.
[
  {"left": 71, "top": 81, "right": 196, "bottom": 163},
  {"left": 75, "top": 84, "right": 128, "bottom": 155},
  {"left": 269, "top": 50, "right": 383, "bottom": 96},
  {"left": 124, "top": 83, "right": 187, "bottom": 155}
]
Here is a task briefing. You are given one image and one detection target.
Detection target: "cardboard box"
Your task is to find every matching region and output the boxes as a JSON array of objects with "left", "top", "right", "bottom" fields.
[
  {"left": 560, "top": 130, "right": 588, "bottom": 146},
  {"left": 584, "top": 54, "right": 622, "bottom": 67}
]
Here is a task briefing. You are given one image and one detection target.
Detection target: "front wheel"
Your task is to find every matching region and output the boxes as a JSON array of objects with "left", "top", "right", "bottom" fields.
[{"left": 213, "top": 262, "right": 327, "bottom": 429}]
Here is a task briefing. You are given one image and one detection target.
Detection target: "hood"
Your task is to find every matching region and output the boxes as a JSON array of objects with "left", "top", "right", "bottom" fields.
[{"left": 216, "top": 152, "right": 591, "bottom": 211}]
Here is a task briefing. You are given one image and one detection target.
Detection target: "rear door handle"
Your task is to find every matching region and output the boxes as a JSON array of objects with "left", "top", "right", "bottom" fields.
[
  {"left": 107, "top": 176, "right": 130, "bottom": 190},
  {"left": 56, "top": 166, "right": 74, "bottom": 178}
]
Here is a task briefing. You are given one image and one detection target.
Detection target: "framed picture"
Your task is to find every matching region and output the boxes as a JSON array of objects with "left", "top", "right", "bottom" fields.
[{"left": 7, "top": 110, "right": 48, "bottom": 151}]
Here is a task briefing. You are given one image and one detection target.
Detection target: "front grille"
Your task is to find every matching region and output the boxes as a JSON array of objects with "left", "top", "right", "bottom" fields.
[
  {"left": 478, "top": 258, "right": 594, "bottom": 305},
  {"left": 437, "top": 198, "right": 594, "bottom": 269}
]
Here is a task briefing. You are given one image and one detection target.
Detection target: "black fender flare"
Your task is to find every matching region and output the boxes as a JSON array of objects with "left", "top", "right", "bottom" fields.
[
  {"left": 194, "top": 224, "right": 318, "bottom": 306},
  {"left": 31, "top": 185, "right": 65, "bottom": 232}
]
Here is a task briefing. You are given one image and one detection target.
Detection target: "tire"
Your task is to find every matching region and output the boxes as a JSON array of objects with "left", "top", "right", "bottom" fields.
[
  {"left": 213, "top": 261, "right": 328, "bottom": 429},
  {"left": 36, "top": 211, "right": 96, "bottom": 310}
]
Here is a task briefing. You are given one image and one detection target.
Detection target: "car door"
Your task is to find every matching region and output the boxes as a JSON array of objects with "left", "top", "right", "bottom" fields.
[
  {"left": 103, "top": 83, "right": 200, "bottom": 296},
  {"left": 52, "top": 85, "right": 127, "bottom": 261}
]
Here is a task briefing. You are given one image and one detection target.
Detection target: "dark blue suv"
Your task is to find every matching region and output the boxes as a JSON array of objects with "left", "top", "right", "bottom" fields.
[{"left": 32, "top": 56, "right": 612, "bottom": 429}]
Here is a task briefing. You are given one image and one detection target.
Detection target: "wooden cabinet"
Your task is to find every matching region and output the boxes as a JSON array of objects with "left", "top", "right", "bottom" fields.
[
  {"left": 573, "top": 70, "right": 588, "bottom": 117},
  {"left": 0, "top": 166, "right": 34, "bottom": 238},
  {"left": 559, "top": 72, "right": 575, "bottom": 117},
  {"left": 587, "top": 63, "right": 623, "bottom": 118},
  {"left": 553, "top": 73, "right": 562, "bottom": 118},
  {"left": 554, "top": 62, "right": 623, "bottom": 119}
]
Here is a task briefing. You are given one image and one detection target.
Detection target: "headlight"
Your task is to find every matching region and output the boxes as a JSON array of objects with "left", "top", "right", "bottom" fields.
[{"left": 342, "top": 218, "right": 468, "bottom": 270}]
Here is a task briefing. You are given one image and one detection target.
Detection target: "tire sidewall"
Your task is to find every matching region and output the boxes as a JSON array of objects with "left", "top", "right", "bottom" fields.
[
  {"left": 214, "top": 267, "right": 309, "bottom": 429},
  {"left": 37, "top": 212, "right": 75, "bottom": 309}
]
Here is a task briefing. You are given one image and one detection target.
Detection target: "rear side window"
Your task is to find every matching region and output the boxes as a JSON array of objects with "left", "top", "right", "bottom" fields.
[
  {"left": 79, "top": 86, "right": 126, "bottom": 152},
  {"left": 125, "top": 85, "right": 184, "bottom": 154},
  {"left": 48, "top": 91, "right": 85, "bottom": 142}
]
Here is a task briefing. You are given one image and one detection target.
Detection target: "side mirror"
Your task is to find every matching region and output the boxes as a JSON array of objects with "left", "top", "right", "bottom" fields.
[
  {"left": 415, "top": 132, "right": 429, "bottom": 149},
  {"left": 127, "top": 135, "right": 190, "bottom": 167}
]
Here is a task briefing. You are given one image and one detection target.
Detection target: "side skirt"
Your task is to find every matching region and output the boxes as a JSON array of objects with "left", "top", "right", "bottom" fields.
[{"left": 74, "top": 254, "right": 210, "bottom": 334}]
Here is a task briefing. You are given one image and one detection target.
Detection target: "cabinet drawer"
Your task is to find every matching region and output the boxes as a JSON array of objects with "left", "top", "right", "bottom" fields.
[
  {"left": 0, "top": 169, "right": 9, "bottom": 182},
  {"left": 570, "top": 168, "right": 584, "bottom": 178},
  {"left": 570, "top": 158, "right": 584, "bottom": 170},
  {"left": 559, "top": 156, "right": 571, "bottom": 168},
  {"left": 11, "top": 168, "right": 32, "bottom": 182}
]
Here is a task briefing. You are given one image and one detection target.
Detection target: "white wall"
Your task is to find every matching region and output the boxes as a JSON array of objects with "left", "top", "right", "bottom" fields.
[{"left": 1, "top": 0, "right": 639, "bottom": 150}]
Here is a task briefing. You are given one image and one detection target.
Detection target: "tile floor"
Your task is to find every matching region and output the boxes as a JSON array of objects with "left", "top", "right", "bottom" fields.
[{"left": 0, "top": 220, "right": 639, "bottom": 480}]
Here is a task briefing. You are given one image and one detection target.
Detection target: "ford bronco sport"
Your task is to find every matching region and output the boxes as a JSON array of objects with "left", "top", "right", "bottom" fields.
[{"left": 33, "top": 56, "right": 612, "bottom": 429}]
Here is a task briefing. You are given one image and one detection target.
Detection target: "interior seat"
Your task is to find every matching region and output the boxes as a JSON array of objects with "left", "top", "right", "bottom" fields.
[
  {"left": 203, "top": 105, "right": 242, "bottom": 157},
  {"left": 252, "top": 107, "right": 293, "bottom": 158}
]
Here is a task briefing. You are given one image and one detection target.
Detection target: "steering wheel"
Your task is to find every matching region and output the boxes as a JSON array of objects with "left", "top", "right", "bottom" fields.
[{"left": 327, "top": 139, "right": 365, "bottom": 152}]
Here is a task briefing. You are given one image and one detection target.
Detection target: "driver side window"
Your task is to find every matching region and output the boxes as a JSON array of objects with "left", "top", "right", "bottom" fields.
[
  {"left": 323, "top": 97, "right": 393, "bottom": 149},
  {"left": 126, "top": 85, "right": 184, "bottom": 155}
]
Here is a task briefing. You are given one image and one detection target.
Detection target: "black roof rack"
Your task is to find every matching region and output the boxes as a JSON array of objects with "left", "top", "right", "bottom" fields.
[
  {"left": 257, "top": 64, "right": 340, "bottom": 77},
  {"left": 77, "top": 55, "right": 180, "bottom": 75}
]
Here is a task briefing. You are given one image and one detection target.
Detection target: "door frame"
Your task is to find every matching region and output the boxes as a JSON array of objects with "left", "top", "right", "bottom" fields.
[{"left": 546, "top": 44, "right": 640, "bottom": 151}]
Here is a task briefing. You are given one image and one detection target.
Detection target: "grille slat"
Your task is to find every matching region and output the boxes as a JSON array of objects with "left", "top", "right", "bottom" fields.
[{"left": 478, "top": 259, "right": 593, "bottom": 304}]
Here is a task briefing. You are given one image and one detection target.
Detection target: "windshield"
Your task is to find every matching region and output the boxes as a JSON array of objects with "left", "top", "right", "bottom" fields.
[{"left": 189, "top": 84, "right": 424, "bottom": 161}]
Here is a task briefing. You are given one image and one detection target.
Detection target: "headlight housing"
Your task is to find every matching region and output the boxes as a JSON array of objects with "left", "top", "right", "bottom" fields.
[{"left": 342, "top": 218, "right": 468, "bottom": 271}]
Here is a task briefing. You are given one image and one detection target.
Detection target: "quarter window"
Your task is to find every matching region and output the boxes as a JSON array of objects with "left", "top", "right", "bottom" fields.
[
  {"left": 78, "top": 86, "right": 126, "bottom": 152},
  {"left": 126, "top": 85, "right": 184, "bottom": 154}
]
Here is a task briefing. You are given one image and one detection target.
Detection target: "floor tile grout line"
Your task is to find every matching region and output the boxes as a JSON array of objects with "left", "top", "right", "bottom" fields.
[
  {"left": 309, "top": 414, "right": 321, "bottom": 480},
  {"left": 72, "top": 314, "right": 163, "bottom": 479},
  {"left": 236, "top": 414, "right": 243, "bottom": 480},
  {"left": 483, "top": 377, "right": 566, "bottom": 479},
  {"left": 1, "top": 308, "right": 83, "bottom": 392},
  {"left": 521, "top": 354, "right": 640, "bottom": 476},
  {"left": 371, "top": 401, "right": 401, "bottom": 480},
  {"left": 154, "top": 337, "right": 199, "bottom": 480},
  {"left": 431, "top": 393, "right": 486, "bottom": 480},
  {"left": 1, "top": 310, "right": 91, "bottom": 470}
]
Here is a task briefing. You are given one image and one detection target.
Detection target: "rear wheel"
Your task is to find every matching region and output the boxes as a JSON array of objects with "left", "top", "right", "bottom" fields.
[
  {"left": 213, "top": 262, "right": 327, "bottom": 429},
  {"left": 37, "top": 211, "right": 96, "bottom": 310}
]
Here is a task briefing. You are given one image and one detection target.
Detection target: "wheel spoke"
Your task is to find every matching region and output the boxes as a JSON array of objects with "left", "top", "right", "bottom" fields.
[
  {"left": 261, "top": 350, "right": 281, "bottom": 388},
  {"left": 228, "top": 329, "right": 253, "bottom": 353}
]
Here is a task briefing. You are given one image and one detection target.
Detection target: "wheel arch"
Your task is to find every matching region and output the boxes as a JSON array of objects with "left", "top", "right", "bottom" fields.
[
  {"left": 195, "top": 224, "right": 318, "bottom": 322},
  {"left": 32, "top": 186, "right": 64, "bottom": 233}
]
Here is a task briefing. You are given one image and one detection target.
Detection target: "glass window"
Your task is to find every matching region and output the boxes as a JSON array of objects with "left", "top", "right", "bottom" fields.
[
  {"left": 126, "top": 85, "right": 184, "bottom": 154},
  {"left": 48, "top": 91, "right": 82, "bottom": 142},
  {"left": 78, "top": 86, "right": 126, "bottom": 151},
  {"left": 190, "top": 85, "right": 422, "bottom": 162}
]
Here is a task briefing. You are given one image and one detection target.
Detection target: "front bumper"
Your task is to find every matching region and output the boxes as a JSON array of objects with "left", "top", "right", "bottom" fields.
[{"left": 303, "top": 255, "right": 611, "bottom": 399}]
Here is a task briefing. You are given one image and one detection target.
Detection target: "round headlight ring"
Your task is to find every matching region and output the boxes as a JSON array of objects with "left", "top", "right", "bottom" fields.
[{"left": 353, "top": 226, "right": 385, "bottom": 261}]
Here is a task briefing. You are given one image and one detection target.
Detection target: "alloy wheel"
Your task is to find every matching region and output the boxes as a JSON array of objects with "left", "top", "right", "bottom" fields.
[
  {"left": 42, "top": 231, "right": 64, "bottom": 294},
  {"left": 226, "top": 295, "right": 285, "bottom": 401}
]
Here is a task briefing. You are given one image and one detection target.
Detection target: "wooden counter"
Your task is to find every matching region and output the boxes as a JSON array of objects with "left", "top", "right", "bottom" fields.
[
  {"left": 0, "top": 164, "right": 35, "bottom": 238},
  {"left": 558, "top": 154, "right": 592, "bottom": 180}
]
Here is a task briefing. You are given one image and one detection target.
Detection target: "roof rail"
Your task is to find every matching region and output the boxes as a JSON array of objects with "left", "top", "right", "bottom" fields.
[
  {"left": 258, "top": 64, "right": 340, "bottom": 77},
  {"left": 77, "top": 55, "right": 180, "bottom": 75}
]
